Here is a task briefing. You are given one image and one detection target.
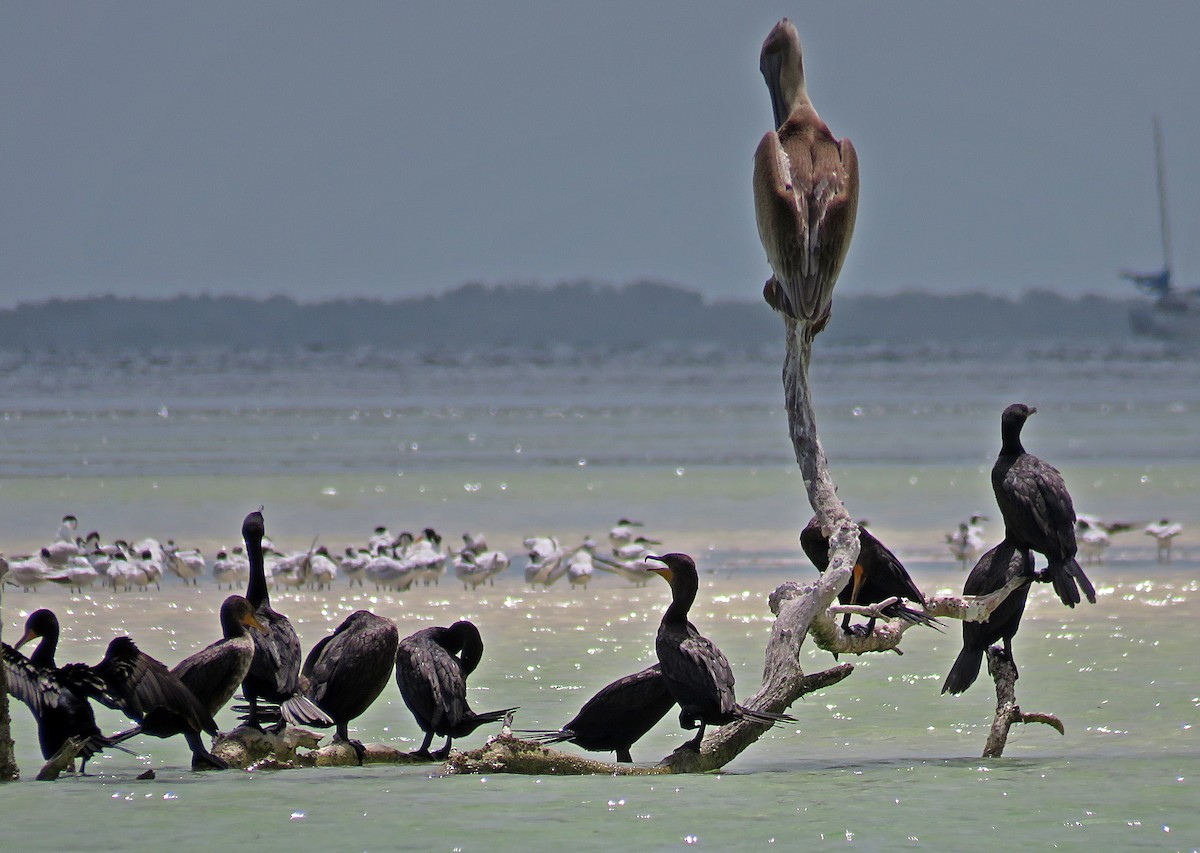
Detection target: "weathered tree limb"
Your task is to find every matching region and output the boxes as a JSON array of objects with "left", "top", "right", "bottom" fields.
[
  {"left": 982, "top": 647, "right": 1064, "bottom": 758},
  {"left": 0, "top": 573, "right": 19, "bottom": 782},
  {"left": 445, "top": 665, "right": 854, "bottom": 775},
  {"left": 447, "top": 320, "right": 863, "bottom": 776},
  {"left": 211, "top": 725, "right": 430, "bottom": 769},
  {"left": 36, "top": 735, "right": 89, "bottom": 781},
  {"left": 806, "top": 575, "right": 1036, "bottom": 657}
]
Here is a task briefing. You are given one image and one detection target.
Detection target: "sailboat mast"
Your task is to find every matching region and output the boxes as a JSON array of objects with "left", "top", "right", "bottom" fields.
[{"left": 1153, "top": 115, "right": 1172, "bottom": 279}]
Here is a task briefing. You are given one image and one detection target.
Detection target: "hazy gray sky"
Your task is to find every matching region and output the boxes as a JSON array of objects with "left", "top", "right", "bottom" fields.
[{"left": 2, "top": 1, "right": 1198, "bottom": 307}]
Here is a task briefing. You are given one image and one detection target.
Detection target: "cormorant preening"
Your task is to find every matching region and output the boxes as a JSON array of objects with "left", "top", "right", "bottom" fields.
[
  {"left": 303, "top": 610, "right": 399, "bottom": 764},
  {"left": 800, "top": 517, "right": 940, "bottom": 634},
  {"left": 991, "top": 404, "right": 1096, "bottom": 607},
  {"left": 239, "top": 510, "right": 332, "bottom": 728},
  {"left": 645, "top": 553, "right": 794, "bottom": 752},
  {"left": 64, "top": 636, "right": 226, "bottom": 770},
  {"left": 535, "top": 664, "right": 675, "bottom": 763},
  {"left": 2, "top": 609, "right": 119, "bottom": 772},
  {"left": 753, "top": 17, "right": 859, "bottom": 336},
  {"left": 395, "top": 620, "right": 514, "bottom": 759},
  {"left": 942, "top": 542, "right": 1036, "bottom": 695},
  {"left": 172, "top": 595, "right": 265, "bottom": 717}
]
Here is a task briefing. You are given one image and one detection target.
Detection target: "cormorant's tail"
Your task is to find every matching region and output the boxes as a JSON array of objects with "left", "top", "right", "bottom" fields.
[
  {"left": 524, "top": 728, "right": 573, "bottom": 745},
  {"left": 1044, "top": 558, "right": 1095, "bottom": 608},
  {"left": 886, "top": 603, "right": 945, "bottom": 632},
  {"left": 734, "top": 706, "right": 796, "bottom": 727},
  {"left": 464, "top": 706, "right": 519, "bottom": 735},
  {"left": 280, "top": 694, "right": 335, "bottom": 728},
  {"left": 941, "top": 647, "right": 984, "bottom": 695}
]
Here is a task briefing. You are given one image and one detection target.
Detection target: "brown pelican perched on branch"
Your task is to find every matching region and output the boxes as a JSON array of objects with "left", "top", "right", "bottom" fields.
[
  {"left": 303, "top": 610, "right": 399, "bottom": 764},
  {"left": 238, "top": 510, "right": 333, "bottom": 729},
  {"left": 753, "top": 18, "right": 859, "bottom": 336}
]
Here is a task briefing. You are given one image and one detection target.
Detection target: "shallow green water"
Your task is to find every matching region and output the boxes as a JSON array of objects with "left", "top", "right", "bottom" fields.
[{"left": 4, "top": 562, "right": 1197, "bottom": 852}]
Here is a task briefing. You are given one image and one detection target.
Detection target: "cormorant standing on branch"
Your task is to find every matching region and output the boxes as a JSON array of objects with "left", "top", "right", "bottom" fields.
[
  {"left": 645, "top": 553, "right": 794, "bottom": 752},
  {"left": 800, "top": 518, "right": 940, "bottom": 634},
  {"left": 303, "top": 610, "right": 399, "bottom": 764},
  {"left": 754, "top": 17, "right": 859, "bottom": 336},
  {"left": 395, "top": 620, "right": 515, "bottom": 759},
  {"left": 941, "top": 542, "right": 1035, "bottom": 695},
  {"left": 239, "top": 510, "right": 332, "bottom": 729},
  {"left": 991, "top": 404, "right": 1096, "bottom": 607},
  {"left": 172, "top": 595, "right": 265, "bottom": 717},
  {"left": 534, "top": 664, "right": 676, "bottom": 763},
  {"left": 64, "top": 636, "right": 226, "bottom": 770},
  {"left": 2, "top": 609, "right": 118, "bottom": 771}
]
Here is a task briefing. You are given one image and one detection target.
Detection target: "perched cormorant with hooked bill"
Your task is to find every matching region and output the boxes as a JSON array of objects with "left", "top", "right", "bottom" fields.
[
  {"left": 942, "top": 541, "right": 1036, "bottom": 695},
  {"left": 303, "top": 610, "right": 400, "bottom": 764},
  {"left": 172, "top": 595, "right": 265, "bottom": 717},
  {"left": 645, "top": 553, "right": 795, "bottom": 752},
  {"left": 2, "top": 609, "right": 124, "bottom": 772},
  {"left": 991, "top": 404, "right": 1096, "bottom": 608},
  {"left": 753, "top": 17, "right": 859, "bottom": 336},
  {"left": 534, "top": 663, "right": 676, "bottom": 763},
  {"left": 238, "top": 510, "right": 333, "bottom": 729},
  {"left": 63, "top": 636, "right": 227, "bottom": 770},
  {"left": 395, "top": 620, "right": 515, "bottom": 759},
  {"left": 800, "top": 517, "right": 940, "bottom": 635}
]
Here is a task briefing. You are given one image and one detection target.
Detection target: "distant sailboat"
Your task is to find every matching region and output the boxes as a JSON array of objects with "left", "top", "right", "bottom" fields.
[{"left": 1122, "top": 117, "right": 1200, "bottom": 342}]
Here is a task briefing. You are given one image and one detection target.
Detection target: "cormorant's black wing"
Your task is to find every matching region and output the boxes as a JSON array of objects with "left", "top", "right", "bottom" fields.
[
  {"left": 661, "top": 625, "right": 738, "bottom": 717},
  {"left": 172, "top": 637, "right": 253, "bottom": 716},
  {"left": 3, "top": 642, "right": 73, "bottom": 715},
  {"left": 97, "top": 638, "right": 219, "bottom": 735},
  {"left": 396, "top": 636, "right": 466, "bottom": 733}
]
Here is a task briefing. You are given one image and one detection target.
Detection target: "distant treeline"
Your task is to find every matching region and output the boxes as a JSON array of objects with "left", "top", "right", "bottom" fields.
[{"left": 0, "top": 281, "right": 1137, "bottom": 352}]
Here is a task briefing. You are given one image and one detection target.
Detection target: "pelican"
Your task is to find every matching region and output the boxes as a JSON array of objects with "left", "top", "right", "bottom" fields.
[{"left": 753, "top": 18, "right": 859, "bottom": 335}]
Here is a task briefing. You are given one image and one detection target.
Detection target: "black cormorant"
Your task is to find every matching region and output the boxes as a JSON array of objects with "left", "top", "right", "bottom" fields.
[
  {"left": 303, "top": 610, "right": 399, "bottom": 764},
  {"left": 991, "top": 404, "right": 1096, "bottom": 607},
  {"left": 2, "top": 609, "right": 119, "bottom": 772},
  {"left": 645, "top": 553, "right": 794, "bottom": 752},
  {"left": 535, "top": 663, "right": 675, "bottom": 762},
  {"left": 395, "top": 620, "right": 514, "bottom": 759},
  {"left": 172, "top": 595, "right": 265, "bottom": 717},
  {"left": 800, "top": 517, "right": 940, "bottom": 634},
  {"left": 239, "top": 510, "right": 332, "bottom": 728},
  {"left": 942, "top": 542, "right": 1036, "bottom": 694},
  {"left": 63, "top": 636, "right": 227, "bottom": 770}
]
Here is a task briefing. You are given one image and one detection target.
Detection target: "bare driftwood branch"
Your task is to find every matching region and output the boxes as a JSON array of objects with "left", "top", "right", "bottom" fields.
[
  {"left": 448, "top": 320, "right": 862, "bottom": 776},
  {"left": 0, "top": 577, "right": 19, "bottom": 782},
  {"left": 36, "top": 735, "right": 90, "bottom": 781},
  {"left": 445, "top": 665, "right": 854, "bottom": 775},
  {"left": 982, "top": 647, "right": 1064, "bottom": 758},
  {"left": 211, "top": 725, "right": 430, "bottom": 770},
  {"left": 806, "top": 575, "right": 1035, "bottom": 657}
]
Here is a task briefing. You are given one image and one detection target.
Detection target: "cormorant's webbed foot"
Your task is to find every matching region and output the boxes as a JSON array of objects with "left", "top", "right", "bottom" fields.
[{"left": 192, "top": 751, "right": 229, "bottom": 771}]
